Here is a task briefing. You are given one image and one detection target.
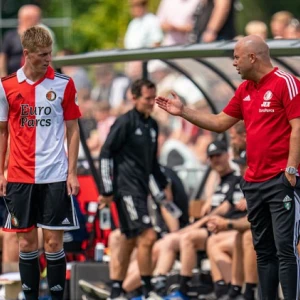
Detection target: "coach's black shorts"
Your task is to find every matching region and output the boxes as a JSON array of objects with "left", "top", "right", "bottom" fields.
[
  {"left": 3, "top": 181, "right": 79, "bottom": 232},
  {"left": 115, "top": 194, "right": 153, "bottom": 239}
]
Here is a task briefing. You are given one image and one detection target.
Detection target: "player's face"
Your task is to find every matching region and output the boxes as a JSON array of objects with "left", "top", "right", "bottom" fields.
[
  {"left": 26, "top": 46, "right": 52, "bottom": 74},
  {"left": 209, "top": 152, "right": 229, "bottom": 174},
  {"left": 233, "top": 44, "right": 252, "bottom": 80},
  {"left": 134, "top": 86, "right": 156, "bottom": 117}
]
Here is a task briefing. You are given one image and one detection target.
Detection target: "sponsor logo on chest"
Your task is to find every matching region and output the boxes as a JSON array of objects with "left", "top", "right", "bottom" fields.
[{"left": 259, "top": 90, "right": 275, "bottom": 113}]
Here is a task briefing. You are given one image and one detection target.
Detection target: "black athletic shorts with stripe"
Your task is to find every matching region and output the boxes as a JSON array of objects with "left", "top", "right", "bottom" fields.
[
  {"left": 115, "top": 193, "right": 152, "bottom": 239},
  {"left": 3, "top": 181, "right": 79, "bottom": 232}
]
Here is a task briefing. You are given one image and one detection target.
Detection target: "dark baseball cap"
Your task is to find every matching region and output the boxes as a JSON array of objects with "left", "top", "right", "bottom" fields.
[
  {"left": 207, "top": 140, "right": 227, "bottom": 156},
  {"left": 232, "top": 150, "right": 247, "bottom": 165}
]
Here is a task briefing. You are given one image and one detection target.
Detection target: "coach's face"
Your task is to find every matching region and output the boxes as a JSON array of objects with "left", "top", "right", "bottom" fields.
[
  {"left": 134, "top": 86, "right": 156, "bottom": 117},
  {"left": 233, "top": 43, "right": 253, "bottom": 80},
  {"left": 25, "top": 46, "right": 52, "bottom": 74}
]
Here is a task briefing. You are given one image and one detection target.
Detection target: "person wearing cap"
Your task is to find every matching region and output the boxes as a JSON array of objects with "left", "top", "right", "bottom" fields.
[
  {"left": 152, "top": 140, "right": 246, "bottom": 299},
  {"left": 156, "top": 35, "right": 300, "bottom": 300},
  {"left": 202, "top": 151, "right": 258, "bottom": 300}
]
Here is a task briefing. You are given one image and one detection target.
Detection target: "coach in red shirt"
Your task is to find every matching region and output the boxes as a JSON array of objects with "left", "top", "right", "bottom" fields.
[{"left": 156, "top": 35, "right": 300, "bottom": 300}]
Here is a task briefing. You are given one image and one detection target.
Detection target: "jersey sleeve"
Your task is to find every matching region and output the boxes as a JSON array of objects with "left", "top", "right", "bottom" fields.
[
  {"left": 0, "top": 81, "right": 9, "bottom": 121},
  {"left": 278, "top": 74, "right": 300, "bottom": 120},
  {"left": 99, "top": 115, "right": 129, "bottom": 196},
  {"left": 62, "top": 78, "right": 81, "bottom": 120},
  {"left": 223, "top": 85, "right": 244, "bottom": 120}
]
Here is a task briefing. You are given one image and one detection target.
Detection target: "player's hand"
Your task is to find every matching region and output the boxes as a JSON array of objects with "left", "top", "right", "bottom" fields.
[
  {"left": 98, "top": 195, "right": 113, "bottom": 210},
  {"left": 207, "top": 215, "right": 227, "bottom": 233},
  {"left": 155, "top": 92, "right": 184, "bottom": 116},
  {"left": 285, "top": 172, "right": 296, "bottom": 187},
  {"left": 67, "top": 173, "right": 80, "bottom": 196},
  {"left": 0, "top": 174, "right": 7, "bottom": 197},
  {"left": 235, "top": 198, "right": 247, "bottom": 211}
]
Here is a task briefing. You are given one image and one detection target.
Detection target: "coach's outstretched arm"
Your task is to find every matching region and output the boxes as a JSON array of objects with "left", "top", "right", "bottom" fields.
[{"left": 155, "top": 91, "right": 239, "bottom": 133}]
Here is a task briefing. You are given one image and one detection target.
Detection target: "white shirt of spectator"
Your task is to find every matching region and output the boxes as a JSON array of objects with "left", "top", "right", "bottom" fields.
[{"left": 124, "top": 12, "right": 164, "bottom": 49}]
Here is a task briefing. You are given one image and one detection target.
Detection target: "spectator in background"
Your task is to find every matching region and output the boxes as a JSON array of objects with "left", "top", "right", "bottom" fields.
[
  {"left": 157, "top": 0, "right": 201, "bottom": 46},
  {"left": 91, "top": 64, "right": 131, "bottom": 114},
  {"left": 270, "top": 11, "right": 294, "bottom": 39},
  {"left": 57, "top": 49, "right": 92, "bottom": 104},
  {"left": 245, "top": 20, "right": 268, "bottom": 40},
  {"left": 190, "top": 0, "right": 236, "bottom": 43},
  {"left": 124, "top": 0, "right": 163, "bottom": 49},
  {"left": 0, "top": 4, "right": 56, "bottom": 77},
  {"left": 86, "top": 101, "right": 116, "bottom": 157},
  {"left": 283, "top": 18, "right": 300, "bottom": 39}
]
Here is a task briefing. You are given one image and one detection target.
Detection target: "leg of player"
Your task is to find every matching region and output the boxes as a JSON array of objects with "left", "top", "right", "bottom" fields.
[
  {"left": 43, "top": 229, "right": 65, "bottom": 300},
  {"left": 17, "top": 228, "right": 40, "bottom": 300},
  {"left": 136, "top": 228, "right": 157, "bottom": 298}
]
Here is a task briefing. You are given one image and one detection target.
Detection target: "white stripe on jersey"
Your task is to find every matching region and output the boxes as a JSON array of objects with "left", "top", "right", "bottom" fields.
[
  {"left": 101, "top": 158, "right": 113, "bottom": 193},
  {"left": 274, "top": 70, "right": 299, "bottom": 100}
]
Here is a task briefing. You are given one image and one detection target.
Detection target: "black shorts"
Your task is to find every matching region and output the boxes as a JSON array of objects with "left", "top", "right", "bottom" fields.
[
  {"left": 115, "top": 194, "right": 152, "bottom": 239},
  {"left": 3, "top": 182, "right": 79, "bottom": 232}
]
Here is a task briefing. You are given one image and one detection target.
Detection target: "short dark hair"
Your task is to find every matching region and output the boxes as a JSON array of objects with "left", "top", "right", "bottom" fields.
[{"left": 131, "top": 79, "right": 156, "bottom": 98}]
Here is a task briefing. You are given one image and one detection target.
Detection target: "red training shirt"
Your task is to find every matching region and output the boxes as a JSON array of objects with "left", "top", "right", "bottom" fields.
[{"left": 223, "top": 67, "right": 300, "bottom": 182}]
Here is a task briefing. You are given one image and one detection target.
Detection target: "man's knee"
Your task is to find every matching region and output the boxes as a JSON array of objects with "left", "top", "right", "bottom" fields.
[
  {"left": 138, "top": 228, "right": 157, "bottom": 248},
  {"left": 43, "top": 230, "right": 64, "bottom": 252},
  {"left": 17, "top": 230, "right": 39, "bottom": 252}
]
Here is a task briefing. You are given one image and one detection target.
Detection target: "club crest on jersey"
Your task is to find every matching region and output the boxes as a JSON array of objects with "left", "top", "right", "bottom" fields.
[
  {"left": 264, "top": 90, "right": 273, "bottom": 101},
  {"left": 11, "top": 214, "right": 19, "bottom": 227},
  {"left": 46, "top": 90, "right": 57, "bottom": 101}
]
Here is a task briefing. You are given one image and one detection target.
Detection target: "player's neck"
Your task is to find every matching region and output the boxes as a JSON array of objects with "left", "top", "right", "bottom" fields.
[{"left": 22, "top": 65, "right": 46, "bottom": 82}]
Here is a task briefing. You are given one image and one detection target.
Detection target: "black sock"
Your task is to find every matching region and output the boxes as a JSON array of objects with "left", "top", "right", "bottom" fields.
[
  {"left": 141, "top": 275, "right": 152, "bottom": 297},
  {"left": 244, "top": 283, "right": 257, "bottom": 300},
  {"left": 179, "top": 275, "right": 192, "bottom": 296},
  {"left": 214, "top": 280, "right": 229, "bottom": 298},
  {"left": 19, "top": 250, "right": 40, "bottom": 300},
  {"left": 110, "top": 280, "right": 124, "bottom": 298},
  {"left": 228, "top": 285, "right": 242, "bottom": 297},
  {"left": 152, "top": 275, "right": 167, "bottom": 295},
  {"left": 45, "top": 249, "right": 66, "bottom": 300}
]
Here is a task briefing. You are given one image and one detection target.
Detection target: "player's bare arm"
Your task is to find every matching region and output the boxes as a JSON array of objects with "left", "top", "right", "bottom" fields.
[
  {"left": 0, "top": 121, "right": 8, "bottom": 196},
  {"left": 285, "top": 117, "right": 300, "bottom": 187},
  {"left": 155, "top": 91, "right": 239, "bottom": 132},
  {"left": 66, "top": 119, "right": 80, "bottom": 195}
]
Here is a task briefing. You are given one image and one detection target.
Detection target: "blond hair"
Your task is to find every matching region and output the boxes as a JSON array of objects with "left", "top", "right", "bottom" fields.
[
  {"left": 21, "top": 25, "right": 52, "bottom": 52},
  {"left": 245, "top": 21, "right": 268, "bottom": 38},
  {"left": 271, "top": 11, "right": 294, "bottom": 25}
]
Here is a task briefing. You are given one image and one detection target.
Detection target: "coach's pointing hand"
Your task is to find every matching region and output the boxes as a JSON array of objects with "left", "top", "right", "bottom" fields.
[{"left": 155, "top": 92, "right": 184, "bottom": 116}]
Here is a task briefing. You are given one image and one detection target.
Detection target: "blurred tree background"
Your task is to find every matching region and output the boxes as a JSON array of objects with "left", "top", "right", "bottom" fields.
[{"left": 1, "top": 0, "right": 299, "bottom": 54}]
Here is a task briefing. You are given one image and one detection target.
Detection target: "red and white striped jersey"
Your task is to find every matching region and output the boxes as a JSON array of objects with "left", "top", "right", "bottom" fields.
[{"left": 0, "top": 66, "right": 81, "bottom": 183}]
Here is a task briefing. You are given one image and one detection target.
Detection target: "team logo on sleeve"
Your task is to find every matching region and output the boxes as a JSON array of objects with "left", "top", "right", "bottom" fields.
[
  {"left": 46, "top": 90, "right": 57, "bottom": 101},
  {"left": 264, "top": 90, "right": 273, "bottom": 101}
]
